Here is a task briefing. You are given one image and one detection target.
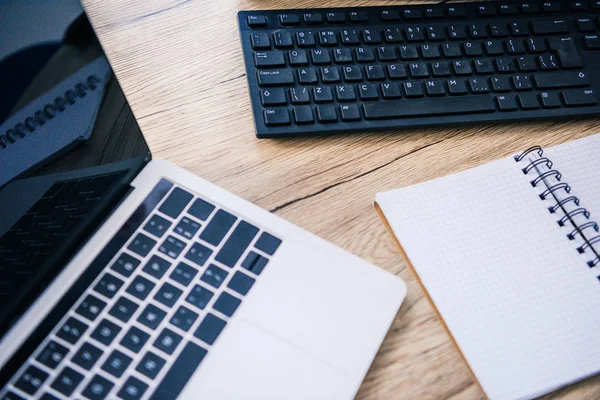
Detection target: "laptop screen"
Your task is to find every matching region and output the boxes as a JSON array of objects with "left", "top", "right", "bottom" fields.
[{"left": 0, "top": 0, "right": 149, "bottom": 336}]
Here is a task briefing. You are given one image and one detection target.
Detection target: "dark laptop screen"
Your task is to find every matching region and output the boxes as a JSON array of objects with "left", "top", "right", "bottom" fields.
[{"left": 0, "top": 0, "right": 149, "bottom": 336}]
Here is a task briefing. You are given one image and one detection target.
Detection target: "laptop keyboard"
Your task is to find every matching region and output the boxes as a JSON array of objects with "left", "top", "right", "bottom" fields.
[
  {"left": 1, "top": 180, "right": 282, "bottom": 400},
  {"left": 0, "top": 173, "right": 123, "bottom": 306}
]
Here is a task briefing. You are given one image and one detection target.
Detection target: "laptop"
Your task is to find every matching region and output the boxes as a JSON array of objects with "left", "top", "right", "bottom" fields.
[{"left": 0, "top": 1, "right": 407, "bottom": 399}]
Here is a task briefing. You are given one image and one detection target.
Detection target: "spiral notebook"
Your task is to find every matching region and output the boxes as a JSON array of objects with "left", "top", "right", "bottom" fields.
[{"left": 375, "top": 133, "right": 600, "bottom": 400}]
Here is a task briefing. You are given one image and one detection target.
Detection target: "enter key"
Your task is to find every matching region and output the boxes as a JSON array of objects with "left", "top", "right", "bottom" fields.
[{"left": 548, "top": 37, "right": 583, "bottom": 69}]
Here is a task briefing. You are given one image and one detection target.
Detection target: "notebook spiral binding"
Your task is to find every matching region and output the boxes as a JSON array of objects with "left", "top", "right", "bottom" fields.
[{"left": 515, "top": 146, "right": 600, "bottom": 267}]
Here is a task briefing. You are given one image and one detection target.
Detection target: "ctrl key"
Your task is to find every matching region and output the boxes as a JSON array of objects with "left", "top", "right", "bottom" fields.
[
  {"left": 263, "top": 108, "right": 290, "bottom": 126},
  {"left": 562, "top": 89, "right": 599, "bottom": 107}
]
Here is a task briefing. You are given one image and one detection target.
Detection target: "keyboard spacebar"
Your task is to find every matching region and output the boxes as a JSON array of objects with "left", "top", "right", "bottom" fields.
[
  {"left": 363, "top": 98, "right": 496, "bottom": 120},
  {"left": 149, "top": 342, "right": 207, "bottom": 400}
]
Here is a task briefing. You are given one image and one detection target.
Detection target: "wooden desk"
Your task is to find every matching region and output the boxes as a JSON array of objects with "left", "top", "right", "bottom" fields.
[{"left": 82, "top": 0, "right": 600, "bottom": 398}]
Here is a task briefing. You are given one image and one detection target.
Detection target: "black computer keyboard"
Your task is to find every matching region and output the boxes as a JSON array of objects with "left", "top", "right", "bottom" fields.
[
  {"left": 238, "top": 1, "right": 600, "bottom": 138},
  {"left": 1, "top": 179, "right": 282, "bottom": 400}
]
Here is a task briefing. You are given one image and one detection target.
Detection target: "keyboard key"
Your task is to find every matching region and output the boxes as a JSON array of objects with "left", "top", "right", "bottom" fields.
[
  {"left": 584, "top": 35, "right": 600, "bottom": 50},
  {"left": 138, "top": 304, "right": 167, "bottom": 329},
  {"left": 126, "top": 275, "right": 155, "bottom": 300},
  {"left": 279, "top": 13, "right": 300, "bottom": 26},
  {"left": 159, "top": 188, "right": 193, "bottom": 218},
  {"left": 143, "top": 214, "right": 171, "bottom": 238},
  {"left": 289, "top": 49, "right": 309, "bottom": 66},
  {"left": 15, "top": 365, "right": 48, "bottom": 395},
  {"left": 136, "top": 351, "right": 166, "bottom": 379},
  {"left": 340, "top": 104, "right": 361, "bottom": 121},
  {"left": 110, "top": 253, "right": 140, "bottom": 277},
  {"left": 382, "top": 82, "right": 402, "bottom": 99},
  {"left": 432, "top": 61, "right": 451, "bottom": 77},
  {"left": 200, "top": 209, "right": 237, "bottom": 246},
  {"left": 91, "top": 318, "right": 121, "bottom": 345},
  {"left": 143, "top": 255, "right": 172, "bottom": 279},
  {"left": 71, "top": 342, "right": 102, "bottom": 370},
  {"left": 447, "top": 78, "right": 469, "bottom": 95},
  {"left": 109, "top": 296, "right": 138, "bottom": 323},
  {"left": 227, "top": 271, "right": 256, "bottom": 296},
  {"left": 36, "top": 340, "right": 69, "bottom": 369},
  {"left": 194, "top": 313, "right": 226, "bottom": 345},
  {"left": 255, "top": 232, "right": 282, "bottom": 255},
  {"left": 469, "top": 78, "right": 489, "bottom": 94},
  {"left": 170, "top": 262, "right": 198, "bottom": 286},
  {"left": 534, "top": 71, "right": 591, "bottom": 89},
  {"left": 201, "top": 264, "right": 229, "bottom": 288},
  {"left": 531, "top": 20, "right": 569, "bottom": 35},
  {"left": 425, "top": 80, "right": 446, "bottom": 96},
  {"left": 290, "top": 87, "right": 311, "bottom": 104},
  {"left": 453, "top": 60, "right": 472, "bottom": 75},
  {"left": 154, "top": 328, "right": 182, "bottom": 355},
  {"left": 120, "top": 326, "right": 150, "bottom": 353},
  {"left": 159, "top": 235, "right": 187, "bottom": 259},
  {"left": 118, "top": 376, "right": 148, "bottom": 400},
  {"left": 40, "top": 393, "right": 59, "bottom": 400},
  {"left": 548, "top": 37, "right": 583, "bottom": 69},
  {"left": 242, "top": 251, "right": 269, "bottom": 275},
  {"left": 170, "top": 306, "right": 199, "bottom": 332},
  {"left": 247, "top": 15, "right": 267, "bottom": 27},
  {"left": 102, "top": 349, "right": 132, "bottom": 378},
  {"left": 154, "top": 282, "right": 183, "bottom": 308},
  {"left": 51, "top": 366, "right": 83, "bottom": 396},
  {"left": 409, "top": 62, "right": 429, "bottom": 78},
  {"left": 314, "top": 86, "right": 333, "bottom": 102},
  {"left": 76, "top": 295, "right": 106, "bottom": 321},
  {"left": 512, "top": 75, "right": 532, "bottom": 91},
  {"left": 185, "top": 242, "right": 213, "bottom": 267},
  {"left": 363, "top": 98, "right": 496, "bottom": 119},
  {"left": 326, "top": 12, "right": 346, "bottom": 23},
  {"left": 540, "top": 91, "right": 562, "bottom": 108},
  {"left": 496, "top": 95, "right": 518, "bottom": 111},
  {"left": 57, "top": 317, "right": 88, "bottom": 344},
  {"left": 215, "top": 221, "right": 259, "bottom": 267},
  {"left": 349, "top": 11, "right": 368, "bottom": 22},
  {"left": 94, "top": 273, "right": 124, "bottom": 299},
  {"left": 399, "top": 44, "right": 418, "bottom": 60},
  {"left": 447, "top": 6, "right": 466, "bottom": 17},
  {"left": 273, "top": 31, "right": 293, "bottom": 48},
  {"left": 186, "top": 285, "right": 214, "bottom": 310},
  {"left": 81, "top": 375, "right": 114, "bottom": 400},
  {"left": 128, "top": 233, "right": 156, "bottom": 257},
  {"left": 491, "top": 77, "right": 511, "bottom": 92},
  {"left": 188, "top": 198, "right": 215, "bottom": 221},
  {"left": 2, "top": 391, "right": 25, "bottom": 400},
  {"left": 562, "top": 89, "right": 599, "bottom": 107},
  {"left": 294, "top": 105, "right": 315, "bottom": 124},
  {"left": 257, "top": 69, "right": 294, "bottom": 86},
  {"left": 213, "top": 292, "right": 241, "bottom": 317},
  {"left": 148, "top": 342, "right": 207, "bottom": 400},
  {"left": 518, "top": 93, "right": 540, "bottom": 109}
]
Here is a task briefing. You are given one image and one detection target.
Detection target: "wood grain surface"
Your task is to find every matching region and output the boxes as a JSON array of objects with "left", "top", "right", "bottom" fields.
[{"left": 81, "top": 0, "right": 600, "bottom": 398}]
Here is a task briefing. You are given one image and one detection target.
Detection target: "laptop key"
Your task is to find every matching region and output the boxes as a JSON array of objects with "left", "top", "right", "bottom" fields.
[
  {"left": 57, "top": 317, "right": 88, "bottom": 344},
  {"left": 194, "top": 313, "right": 226, "bottom": 345},
  {"left": 227, "top": 271, "right": 256, "bottom": 296},
  {"left": 126, "top": 275, "right": 156, "bottom": 300},
  {"left": 136, "top": 352, "right": 166, "bottom": 379},
  {"left": 148, "top": 342, "right": 207, "bottom": 400},
  {"left": 120, "top": 326, "right": 150, "bottom": 353},
  {"left": 254, "top": 232, "right": 282, "bottom": 255},
  {"left": 81, "top": 374, "right": 114, "bottom": 400},
  {"left": 36, "top": 340, "right": 68, "bottom": 369},
  {"left": 174, "top": 217, "right": 201, "bottom": 239},
  {"left": 241, "top": 251, "right": 269, "bottom": 275},
  {"left": 215, "top": 221, "right": 259, "bottom": 267},
  {"left": 201, "top": 264, "right": 229, "bottom": 288},
  {"left": 213, "top": 292, "right": 242, "bottom": 317},
  {"left": 51, "top": 366, "right": 84, "bottom": 396},
  {"left": 110, "top": 253, "right": 140, "bottom": 277},
  {"left": 170, "top": 306, "right": 199, "bottom": 332},
  {"left": 91, "top": 318, "right": 121, "bottom": 346},
  {"left": 185, "top": 242, "right": 213, "bottom": 267},
  {"left": 186, "top": 285, "right": 214, "bottom": 310},
  {"left": 143, "top": 255, "right": 171, "bottom": 279},
  {"left": 153, "top": 328, "right": 182, "bottom": 355},
  {"left": 138, "top": 304, "right": 167, "bottom": 330},
  {"left": 71, "top": 342, "right": 102, "bottom": 370},
  {"left": 158, "top": 187, "right": 193, "bottom": 218},
  {"left": 169, "top": 262, "right": 198, "bottom": 286},
  {"left": 128, "top": 233, "right": 156, "bottom": 257},
  {"left": 102, "top": 349, "right": 132, "bottom": 378},
  {"left": 143, "top": 214, "right": 172, "bottom": 238},
  {"left": 14, "top": 365, "right": 49, "bottom": 395},
  {"left": 159, "top": 235, "right": 186, "bottom": 259},
  {"left": 94, "top": 273, "right": 124, "bottom": 299},
  {"left": 109, "top": 296, "right": 139, "bottom": 322},
  {"left": 200, "top": 209, "right": 237, "bottom": 246},
  {"left": 76, "top": 294, "right": 106, "bottom": 321},
  {"left": 154, "top": 282, "right": 183, "bottom": 308},
  {"left": 188, "top": 198, "right": 215, "bottom": 221},
  {"left": 40, "top": 393, "right": 59, "bottom": 400},
  {"left": 2, "top": 391, "right": 25, "bottom": 400},
  {"left": 118, "top": 376, "right": 148, "bottom": 400}
]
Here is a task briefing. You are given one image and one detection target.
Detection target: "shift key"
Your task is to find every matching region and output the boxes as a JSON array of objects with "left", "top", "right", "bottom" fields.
[
  {"left": 534, "top": 71, "right": 591, "bottom": 89},
  {"left": 257, "top": 69, "right": 294, "bottom": 86}
]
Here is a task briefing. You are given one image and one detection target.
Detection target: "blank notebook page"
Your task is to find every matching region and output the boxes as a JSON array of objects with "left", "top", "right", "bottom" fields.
[{"left": 376, "top": 134, "right": 600, "bottom": 400}]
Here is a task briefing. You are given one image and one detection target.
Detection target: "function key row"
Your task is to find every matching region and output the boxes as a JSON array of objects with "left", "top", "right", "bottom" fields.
[{"left": 246, "top": 2, "right": 598, "bottom": 28}]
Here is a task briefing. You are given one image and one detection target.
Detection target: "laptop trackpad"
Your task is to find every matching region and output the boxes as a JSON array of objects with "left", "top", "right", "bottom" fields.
[{"left": 180, "top": 319, "right": 352, "bottom": 400}]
